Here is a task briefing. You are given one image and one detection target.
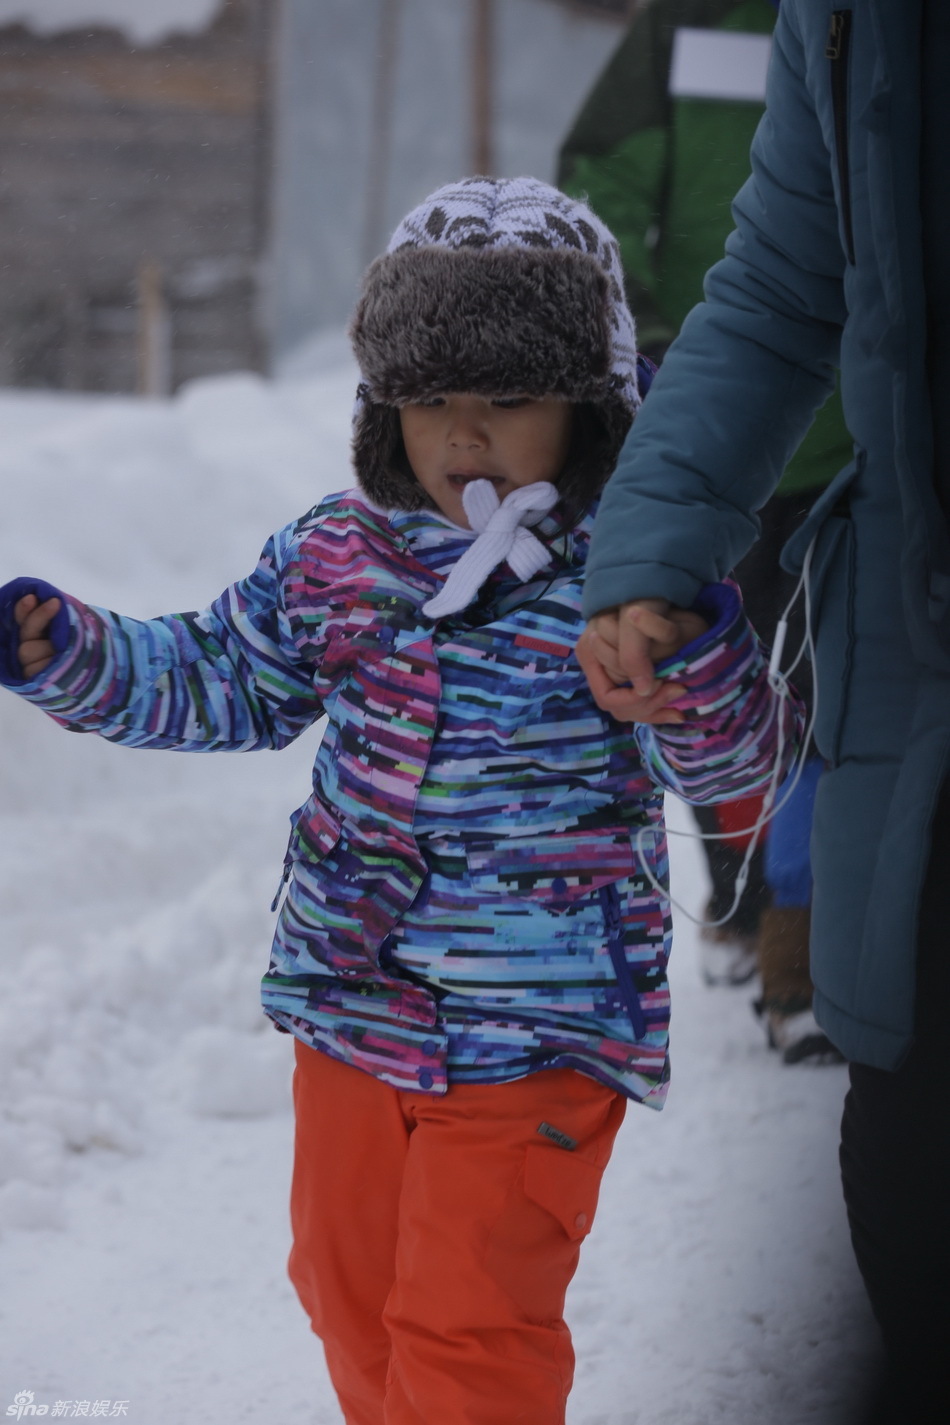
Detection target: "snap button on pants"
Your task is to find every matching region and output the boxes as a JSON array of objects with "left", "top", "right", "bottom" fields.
[{"left": 288, "top": 1040, "right": 626, "bottom": 1425}]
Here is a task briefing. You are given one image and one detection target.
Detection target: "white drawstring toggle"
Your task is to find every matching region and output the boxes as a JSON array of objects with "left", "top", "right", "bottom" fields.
[{"left": 422, "top": 479, "right": 559, "bottom": 619}]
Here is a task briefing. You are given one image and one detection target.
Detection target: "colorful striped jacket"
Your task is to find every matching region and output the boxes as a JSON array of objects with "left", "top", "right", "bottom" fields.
[{"left": 0, "top": 491, "right": 802, "bottom": 1106}]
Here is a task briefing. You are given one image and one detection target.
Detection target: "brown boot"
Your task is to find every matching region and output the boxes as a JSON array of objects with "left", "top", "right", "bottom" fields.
[
  {"left": 753, "top": 906, "right": 844, "bottom": 1064},
  {"left": 755, "top": 905, "right": 813, "bottom": 1010}
]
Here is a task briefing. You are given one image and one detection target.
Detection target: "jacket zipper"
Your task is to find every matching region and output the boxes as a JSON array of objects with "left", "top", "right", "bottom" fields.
[
  {"left": 599, "top": 884, "right": 647, "bottom": 1041},
  {"left": 270, "top": 859, "right": 292, "bottom": 913},
  {"left": 826, "top": 10, "right": 856, "bottom": 265}
]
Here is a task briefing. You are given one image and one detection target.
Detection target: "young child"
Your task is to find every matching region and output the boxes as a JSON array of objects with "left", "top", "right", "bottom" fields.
[{"left": 0, "top": 177, "right": 801, "bottom": 1425}]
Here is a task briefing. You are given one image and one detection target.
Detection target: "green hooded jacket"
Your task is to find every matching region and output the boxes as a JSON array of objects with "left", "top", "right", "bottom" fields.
[{"left": 559, "top": 0, "right": 849, "bottom": 494}]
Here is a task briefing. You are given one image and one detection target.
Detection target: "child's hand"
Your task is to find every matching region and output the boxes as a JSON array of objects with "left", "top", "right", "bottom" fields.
[
  {"left": 14, "top": 593, "right": 62, "bottom": 679},
  {"left": 576, "top": 599, "right": 708, "bottom": 724}
]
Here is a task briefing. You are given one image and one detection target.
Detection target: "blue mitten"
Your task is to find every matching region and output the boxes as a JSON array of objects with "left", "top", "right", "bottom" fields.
[{"left": 0, "top": 577, "right": 70, "bottom": 684}]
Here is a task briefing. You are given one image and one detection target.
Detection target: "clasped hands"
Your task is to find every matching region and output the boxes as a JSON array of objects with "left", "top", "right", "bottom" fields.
[{"left": 575, "top": 598, "right": 708, "bottom": 725}]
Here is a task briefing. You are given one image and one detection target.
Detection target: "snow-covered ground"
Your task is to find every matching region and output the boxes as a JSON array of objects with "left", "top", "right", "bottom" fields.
[{"left": 0, "top": 351, "right": 878, "bottom": 1423}]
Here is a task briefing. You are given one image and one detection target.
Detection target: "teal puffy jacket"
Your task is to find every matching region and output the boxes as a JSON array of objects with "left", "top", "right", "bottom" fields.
[{"left": 584, "top": 0, "right": 950, "bottom": 1069}]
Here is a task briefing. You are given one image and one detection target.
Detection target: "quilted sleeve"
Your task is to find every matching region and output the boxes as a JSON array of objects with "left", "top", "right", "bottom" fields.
[
  {"left": 0, "top": 526, "right": 323, "bottom": 753},
  {"left": 635, "top": 582, "right": 805, "bottom": 805}
]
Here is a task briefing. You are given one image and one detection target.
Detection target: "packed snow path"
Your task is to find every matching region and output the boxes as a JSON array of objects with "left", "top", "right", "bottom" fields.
[{"left": 0, "top": 354, "right": 877, "bottom": 1422}]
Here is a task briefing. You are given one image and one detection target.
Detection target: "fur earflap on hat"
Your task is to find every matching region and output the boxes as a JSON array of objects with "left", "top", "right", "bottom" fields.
[{"left": 349, "top": 176, "right": 641, "bottom": 520}]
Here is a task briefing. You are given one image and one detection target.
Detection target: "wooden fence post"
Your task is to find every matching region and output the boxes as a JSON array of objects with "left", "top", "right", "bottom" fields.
[
  {"left": 472, "top": 0, "right": 494, "bottom": 176},
  {"left": 137, "top": 260, "right": 172, "bottom": 397}
]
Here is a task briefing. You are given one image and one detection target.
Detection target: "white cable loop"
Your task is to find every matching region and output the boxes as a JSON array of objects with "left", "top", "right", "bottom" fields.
[{"left": 634, "top": 537, "right": 819, "bottom": 927}]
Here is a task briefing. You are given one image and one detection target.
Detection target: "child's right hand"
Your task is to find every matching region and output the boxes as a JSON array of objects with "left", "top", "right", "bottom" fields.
[
  {"left": 576, "top": 598, "right": 708, "bottom": 724},
  {"left": 14, "top": 593, "right": 62, "bottom": 678}
]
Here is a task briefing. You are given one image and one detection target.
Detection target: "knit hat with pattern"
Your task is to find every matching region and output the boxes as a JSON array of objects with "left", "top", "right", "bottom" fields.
[{"left": 349, "top": 176, "right": 640, "bottom": 521}]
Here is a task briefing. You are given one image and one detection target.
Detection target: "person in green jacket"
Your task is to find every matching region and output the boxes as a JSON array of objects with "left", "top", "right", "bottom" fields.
[{"left": 559, "top": 0, "right": 849, "bottom": 1062}]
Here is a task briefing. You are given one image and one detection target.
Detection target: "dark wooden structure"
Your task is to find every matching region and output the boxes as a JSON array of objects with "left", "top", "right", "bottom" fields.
[
  {"left": 0, "top": 0, "right": 272, "bottom": 394},
  {"left": 559, "top": 0, "right": 636, "bottom": 16}
]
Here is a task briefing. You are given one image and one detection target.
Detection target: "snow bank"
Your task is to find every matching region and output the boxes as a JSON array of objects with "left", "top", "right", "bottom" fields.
[
  {"left": 0, "top": 351, "right": 876, "bottom": 1423},
  {"left": 0, "top": 353, "right": 358, "bottom": 1232},
  {"left": 0, "top": 0, "right": 220, "bottom": 43}
]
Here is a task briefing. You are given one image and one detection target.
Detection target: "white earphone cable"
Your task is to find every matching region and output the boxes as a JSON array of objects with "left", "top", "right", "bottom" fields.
[{"left": 633, "top": 536, "right": 819, "bottom": 926}]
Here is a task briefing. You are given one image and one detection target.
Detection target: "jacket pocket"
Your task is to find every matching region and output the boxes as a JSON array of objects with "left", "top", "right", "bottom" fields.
[
  {"left": 599, "top": 882, "right": 647, "bottom": 1040},
  {"left": 483, "top": 1144, "right": 605, "bottom": 1323},
  {"left": 293, "top": 795, "right": 343, "bottom": 863},
  {"left": 271, "top": 796, "right": 342, "bottom": 910},
  {"left": 523, "top": 1145, "right": 602, "bottom": 1241}
]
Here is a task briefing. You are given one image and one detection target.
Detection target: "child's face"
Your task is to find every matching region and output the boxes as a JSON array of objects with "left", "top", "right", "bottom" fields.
[{"left": 399, "top": 394, "right": 573, "bottom": 528}]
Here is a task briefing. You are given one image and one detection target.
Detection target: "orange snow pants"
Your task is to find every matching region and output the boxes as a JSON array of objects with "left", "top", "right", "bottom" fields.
[{"left": 288, "top": 1040, "right": 626, "bottom": 1425}]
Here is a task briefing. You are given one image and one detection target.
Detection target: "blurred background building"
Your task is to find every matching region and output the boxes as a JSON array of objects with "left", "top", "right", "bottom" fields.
[
  {"left": 0, "top": 0, "right": 635, "bottom": 395},
  {"left": 0, "top": 0, "right": 271, "bottom": 394}
]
